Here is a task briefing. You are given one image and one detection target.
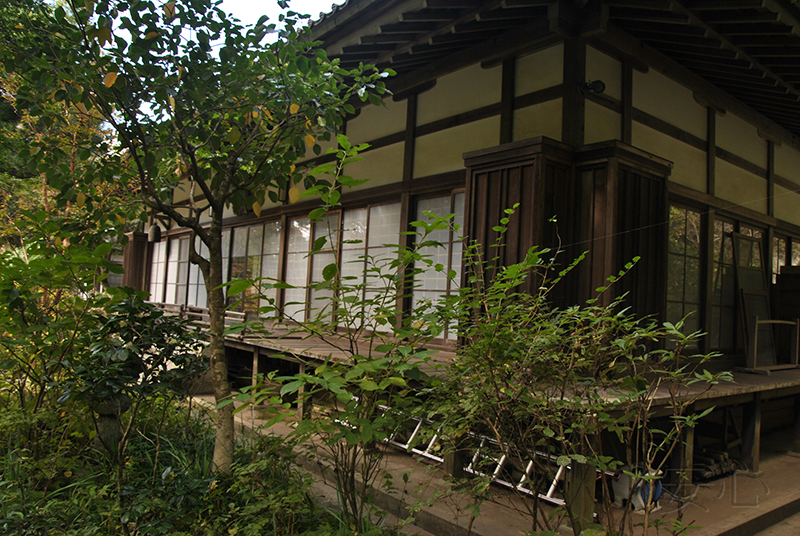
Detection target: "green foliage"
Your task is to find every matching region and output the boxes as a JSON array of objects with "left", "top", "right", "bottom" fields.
[
  {"left": 1, "top": 0, "right": 394, "bottom": 473},
  {"left": 63, "top": 290, "right": 206, "bottom": 409},
  {"left": 228, "top": 140, "right": 458, "bottom": 529},
  {"left": 0, "top": 397, "right": 327, "bottom": 536},
  {"left": 425, "top": 210, "right": 732, "bottom": 536},
  {"left": 1, "top": 0, "right": 391, "bottom": 234}
]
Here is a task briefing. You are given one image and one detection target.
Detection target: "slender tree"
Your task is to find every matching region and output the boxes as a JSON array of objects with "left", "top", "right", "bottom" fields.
[{"left": 2, "top": 0, "right": 390, "bottom": 472}]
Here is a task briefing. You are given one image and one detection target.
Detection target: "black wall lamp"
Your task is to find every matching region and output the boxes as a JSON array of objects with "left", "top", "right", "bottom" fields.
[{"left": 579, "top": 80, "right": 606, "bottom": 96}]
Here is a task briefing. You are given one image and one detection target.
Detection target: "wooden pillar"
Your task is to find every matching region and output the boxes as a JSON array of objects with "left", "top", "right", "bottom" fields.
[
  {"left": 794, "top": 395, "right": 800, "bottom": 452},
  {"left": 402, "top": 94, "right": 417, "bottom": 184},
  {"left": 566, "top": 451, "right": 595, "bottom": 533},
  {"left": 500, "top": 57, "right": 516, "bottom": 145},
  {"left": 251, "top": 348, "right": 259, "bottom": 388},
  {"left": 679, "top": 414, "right": 695, "bottom": 498},
  {"left": 295, "top": 362, "right": 312, "bottom": 421},
  {"left": 562, "top": 36, "right": 586, "bottom": 148},
  {"left": 706, "top": 107, "right": 716, "bottom": 197},
  {"left": 768, "top": 141, "right": 776, "bottom": 218},
  {"left": 621, "top": 61, "right": 633, "bottom": 145},
  {"left": 122, "top": 231, "right": 148, "bottom": 291},
  {"left": 742, "top": 393, "right": 762, "bottom": 474}
]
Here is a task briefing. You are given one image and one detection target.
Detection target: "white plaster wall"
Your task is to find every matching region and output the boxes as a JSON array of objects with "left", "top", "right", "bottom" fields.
[
  {"left": 516, "top": 43, "right": 563, "bottom": 96},
  {"left": 414, "top": 116, "right": 500, "bottom": 177},
  {"left": 633, "top": 122, "right": 704, "bottom": 191},
  {"left": 513, "top": 98, "right": 562, "bottom": 142},
  {"left": 346, "top": 97, "right": 406, "bottom": 144},
  {"left": 585, "top": 100, "right": 621, "bottom": 144},
  {"left": 775, "top": 184, "right": 800, "bottom": 227},
  {"left": 344, "top": 142, "right": 404, "bottom": 190},
  {"left": 716, "top": 112, "right": 767, "bottom": 168},
  {"left": 586, "top": 46, "right": 621, "bottom": 101},
  {"left": 775, "top": 143, "right": 800, "bottom": 186},
  {"left": 417, "top": 63, "right": 501, "bottom": 125},
  {"left": 633, "top": 69, "right": 706, "bottom": 141},
  {"left": 715, "top": 158, "right": 768, "bottom": 214}
]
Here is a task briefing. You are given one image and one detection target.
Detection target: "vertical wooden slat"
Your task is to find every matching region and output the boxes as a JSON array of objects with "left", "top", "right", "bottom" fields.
[{"left": 505, "top": 165, "right": 522, "bottom": 265}]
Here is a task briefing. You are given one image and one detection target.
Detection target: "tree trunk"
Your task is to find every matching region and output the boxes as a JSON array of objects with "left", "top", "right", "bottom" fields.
[{"left": 204, "top": 220, "right": 235, "bottom": 474}]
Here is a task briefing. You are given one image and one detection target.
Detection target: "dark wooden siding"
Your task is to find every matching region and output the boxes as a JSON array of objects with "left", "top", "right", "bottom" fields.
[
  {"left": 466, "top": 159, "right": 541, "bottom": 294},
  {"left": 615, "top": 167, "right": 667, "bottom": 320}
]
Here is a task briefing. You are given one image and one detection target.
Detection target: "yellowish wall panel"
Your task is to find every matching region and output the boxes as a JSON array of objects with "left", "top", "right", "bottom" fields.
[
  {"left": 513, "top": 98, "right": 562, "bottom": 142},
  {"left": 344, "top": 142, "right": 404, "bottom": 190},
  {"left": 716, "top": 112, "right": 766, "bottom": 168},
  {"left": 586, "top": 46, "right": 621, "bottom": 101},
  {"left": 516, "top": 43, "right": 563, "bottom": 96},
  {"left": 172, "top": 178, "right": 191, "bottom": 203},
  {"left": 414, "top": 116, "right": 500, "bottom": 177},
  {"left": 417, "top": 63, "right": 501, "bottom": 125},
  {"left": 716, "top": 158, "right": 767, "bottom": 214},
  {"left": 585, "top": 100, "right": 621, "bottom": 144},
  {"left": 346, "top": 97, "right": 406, "bottom": 144},
  {"left": 775, "top": 184, "right": 800, "bottom": 227},
  {"left": 633, "top": 69, "right": 706, "bottom": 141},
  {"left": 775, "top": 144, "right": 800, "bottom": 186},
  {"left": 633, "top": 122, "right": 704, "bottom": 191}
]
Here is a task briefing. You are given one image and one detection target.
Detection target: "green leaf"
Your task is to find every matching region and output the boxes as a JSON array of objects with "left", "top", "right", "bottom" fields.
[
  {"left": 322, "top": 263, "right": 338, "bottom": 281},
  {"left": 557, "top": 455, "right": 571, "bottom": 467},
  {"left": 359, "top": 380, "right": 379, "bottom": 391},
  {"left": 296, "top": 55, "right": 310, "bottom": 74},
  {"left": 225, "top": 279, "right": 250, "bottom": 296},
  {"left": 280, "top": 380, "right": 304, "bottom": 397}
]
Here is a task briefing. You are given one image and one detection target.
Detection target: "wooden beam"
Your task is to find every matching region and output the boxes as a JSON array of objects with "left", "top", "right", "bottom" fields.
[
  {"left": 591, "top": 23, "right": 800, "bottom": 152},
  {"left": 387, "top": 17, "right": 559, "bottom": 96}
]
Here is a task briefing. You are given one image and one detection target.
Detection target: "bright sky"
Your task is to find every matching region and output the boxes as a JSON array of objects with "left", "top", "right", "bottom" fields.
[{"left": 220, "top": 0, "right": 343, "bottom": 29}]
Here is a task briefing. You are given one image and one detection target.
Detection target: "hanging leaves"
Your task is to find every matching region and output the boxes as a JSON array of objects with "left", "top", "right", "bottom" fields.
[
  {"left": 103, "top": 71, "right": 117, "bottom": 88},
  {"left": 162, "top": 1, "right": 175, "bottom": 19},
  {"left": 288, "top": 187, "right": 300, "bottom": 204}
]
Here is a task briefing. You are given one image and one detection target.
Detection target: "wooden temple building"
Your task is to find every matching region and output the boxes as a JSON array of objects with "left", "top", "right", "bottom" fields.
[{"left": 121, "top": 0, "right": 800, "bottom": 492}]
